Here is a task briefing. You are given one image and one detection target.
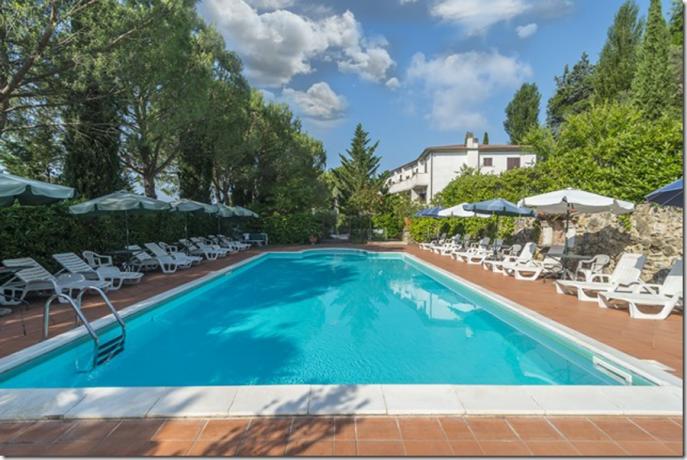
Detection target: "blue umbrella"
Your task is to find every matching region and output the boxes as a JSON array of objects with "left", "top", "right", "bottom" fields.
[
  {"left": 464, "top": 198, "right": 535, "bottom": 217},
  {"left": 646, "top": 178, "right": 683, "bottom": 207},
  {"left": 415, "top": 207, "right": 443, "bottom": 217}
]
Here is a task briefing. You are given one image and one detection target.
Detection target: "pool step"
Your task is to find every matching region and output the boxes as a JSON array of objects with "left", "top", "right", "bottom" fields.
[{"left": 94, "top": 335, "right": 125, "bottom": 367}]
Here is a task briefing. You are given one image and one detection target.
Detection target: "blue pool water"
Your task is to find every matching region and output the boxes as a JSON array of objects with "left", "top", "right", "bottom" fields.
[{"left": 0, "top": 250, "right": 647, "bottom": 387}]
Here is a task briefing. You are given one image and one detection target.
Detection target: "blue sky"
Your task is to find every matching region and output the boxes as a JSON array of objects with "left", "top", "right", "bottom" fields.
[{"left": 198, "top": 0, "right": 671, "bottom": 172}]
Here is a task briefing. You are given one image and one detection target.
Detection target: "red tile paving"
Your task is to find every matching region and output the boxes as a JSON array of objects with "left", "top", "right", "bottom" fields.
[
  {"left": 0, "top": 416, "right": 682, "bottom": 457},
  {"left": 0, "top": 242, "right": 683, "bottom": 456}
]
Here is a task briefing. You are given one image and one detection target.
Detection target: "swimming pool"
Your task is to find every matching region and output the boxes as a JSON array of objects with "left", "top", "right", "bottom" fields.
[{"left": 0, "top": 250, "right": 657, "bottom": 388}]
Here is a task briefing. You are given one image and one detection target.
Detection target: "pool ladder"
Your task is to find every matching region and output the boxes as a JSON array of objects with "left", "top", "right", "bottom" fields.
[{"left": 43, "top": 286, "right": 126, "bottom": 369}]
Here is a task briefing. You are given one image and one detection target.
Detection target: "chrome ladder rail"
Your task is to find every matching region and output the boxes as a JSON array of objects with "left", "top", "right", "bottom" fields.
[{"left": 44, "top": 286, "right": 126, "bottom": 368}]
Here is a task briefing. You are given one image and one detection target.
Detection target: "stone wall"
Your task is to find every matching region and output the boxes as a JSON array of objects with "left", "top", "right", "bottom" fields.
[{"left": 540, "top": 204, "right": 683, "bottom": 282}]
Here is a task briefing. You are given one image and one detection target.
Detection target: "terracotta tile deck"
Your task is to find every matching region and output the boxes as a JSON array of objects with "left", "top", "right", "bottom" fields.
[
  {"left": 0, "top": 242, "right": 683, "bottom": 457},
  {"left": 0, "top": 416, "right": 682, "bottom": 457}
]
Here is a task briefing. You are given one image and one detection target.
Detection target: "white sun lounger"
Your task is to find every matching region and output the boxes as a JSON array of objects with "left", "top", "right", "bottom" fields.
[
  {"left": 144, "top": 243, "right": 195, "bottom": 269},
  {"left": 453, "top": 237, "right": 491, "bottom": 263},
  {"left": 1, "top": 258, "right": 111, "bottom": 304},
  {"left": 504, "top": 245, "right": 565, "bottom": 281},
  {"left": 157, "top": 242, "right": 202, "bottom": 265},
  {"left": 127, "top": 245, "right": 178, "bottom": 274},
  {"left": 53, "top": 252, "right": 143, "bottom": 290},
  {"left": 178, "top": 239, "right": 219, "bottom": 261},
  {"left": 598, "top": 260, "right": 683, "bottom": 320},
  {"left": 483, "top": 243, "right": 536, "bottom": 274},
  {"left": 193, "top": 237, "right": 234, "bottom": 256},
  {"left": 555, "top": 253, "right": 645, "bottom": 302}
]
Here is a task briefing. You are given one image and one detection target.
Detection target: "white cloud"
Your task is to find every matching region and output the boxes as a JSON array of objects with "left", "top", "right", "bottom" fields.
[
  {"left": 201, "top": 0, "right": 395, "bottom": 87},
  {"left": 406, "top": 51, "right": 532, "bottom": 131},
  {"left": 430, "top": 0, "right": 529, "bottom": 35},
  {"left": 244, "top": 0, "right": 295, "bottom": 10},
  {"left": 429, "top": 0, "right": 572, "bottom": 35},
  {"left": 282, "top": 82, "right": 347, "bottom": 120},
  {"left": 386, "top": 77, "right": 401, "bottom": 90},
  {"left": 516, "top": 23, "right": 538, "bottom": 38}
]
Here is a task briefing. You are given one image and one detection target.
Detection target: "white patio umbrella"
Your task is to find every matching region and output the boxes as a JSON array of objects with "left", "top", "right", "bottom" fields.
[
  {"left": 437, "top": 203, "right": 490, "bottom": 218},
  {"left": 518, "top": 188, "right": 635, "bottom": 251}
]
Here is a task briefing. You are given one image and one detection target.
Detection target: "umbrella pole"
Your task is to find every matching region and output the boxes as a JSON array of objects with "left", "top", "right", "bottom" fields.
[
  {"left": 564, "top": 208, "right": 570, "bottom": 254},
  {"left": 125, "top": 211, "right": 130, "bottom": 247},
  {"left": 185, "top": 214, "right": 189, "bottom": 240}
]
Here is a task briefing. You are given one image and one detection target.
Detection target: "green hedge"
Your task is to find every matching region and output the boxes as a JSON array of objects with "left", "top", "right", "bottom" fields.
[
  {"left": 259, "top": 211, "right": 336, "bottom": 245},
  {"left": 408, "top": 216, "right": 521, "bottom": 243}
]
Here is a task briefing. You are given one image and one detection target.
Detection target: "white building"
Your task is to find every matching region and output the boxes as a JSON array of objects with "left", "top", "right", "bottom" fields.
[{"left": 386, "top": 135, "right": 536, "bottom": 203}]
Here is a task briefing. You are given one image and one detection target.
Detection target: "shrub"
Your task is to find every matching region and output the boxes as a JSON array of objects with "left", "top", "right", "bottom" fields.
[{"left": 260, "top": 212, "right": 326, "bottom": 244}]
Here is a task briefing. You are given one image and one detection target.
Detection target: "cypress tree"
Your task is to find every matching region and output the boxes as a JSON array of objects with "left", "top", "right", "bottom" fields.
[
  {"left": 63, "top": 81, "right": 126, "bottom": 198},
  {"left": 504, "top": 83, "right": 541, "bottom": 144},
  {"left": 594, "top": 1, "right": 644, "bottom": 103},
  {"left": 482, "top": 132, "right": 489, "bottom": 145},
  {"left": 632, "top": 0, "right": 675, "bottom": 119}
]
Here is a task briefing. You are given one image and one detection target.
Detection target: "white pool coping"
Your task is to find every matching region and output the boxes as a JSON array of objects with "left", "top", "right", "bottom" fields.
[{"left": 0, "top": 248, "right": 682, "bottom": 419}]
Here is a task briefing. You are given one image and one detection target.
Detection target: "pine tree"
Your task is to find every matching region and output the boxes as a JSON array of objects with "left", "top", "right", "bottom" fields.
[
  {"left": 504, "top": 83, "right": 540, "bottom": 144},
  {"left": 332, "top": 123, "right": 383, "bottom": 215},
  {"left": 669, "top": 0, "right": 684, "bottom": 46},
  {"left": 632, "top": 0, "right": 676, "bottom": 119},
  {"left": 594, "top": 1, "right": 644, "bottom": 103},
  {"left": 482, "top": 132, "right": 489, "bottom": 145},
  {"left": 547, "top": 53, "right": 595, "bottom": 134},
  {"left": 669, "top": 0, "right": 684, "bottom": 110},
  {"left": 63, "top": 81, "right": 126, "bottom": 198}
]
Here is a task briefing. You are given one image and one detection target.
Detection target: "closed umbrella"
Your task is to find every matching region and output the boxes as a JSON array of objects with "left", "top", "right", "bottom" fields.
[
  {"left": 518, "top": 188, "right": 634, "bottom": 251},
  {"left": 646, "top": 178, "right": 683, "bottom": 207},
  {"left": 69, "top": 191, "right": 171, "bottom": 246},
  {"left": 0, "top": 172, "right": 75, "bottom": 207},
  {"left": 170, "top": 199, "right": 217, "bottom": 238},
  {"left": 438, "top": 203, "right": 490, "bottom": 218}
]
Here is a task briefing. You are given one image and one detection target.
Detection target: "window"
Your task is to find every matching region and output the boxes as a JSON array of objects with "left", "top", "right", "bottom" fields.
[
  {"left": 507, "top": 157, "right": 521, "bottom": 170},
  {"left": 482, "top": 157, "right": 493, "bottom": 167}
]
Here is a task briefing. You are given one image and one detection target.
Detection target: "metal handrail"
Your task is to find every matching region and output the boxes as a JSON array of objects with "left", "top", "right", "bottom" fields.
[
  {"left": 44, "top": 293, "right": 99, "bottom": 341},
  {"left": 76, "top": 286, "right": 126, "bottom": 333}
]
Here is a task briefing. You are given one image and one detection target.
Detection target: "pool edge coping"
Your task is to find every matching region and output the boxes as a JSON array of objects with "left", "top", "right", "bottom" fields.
[{"left": 0, "top": 247, "right": 682, "bottom": 419}]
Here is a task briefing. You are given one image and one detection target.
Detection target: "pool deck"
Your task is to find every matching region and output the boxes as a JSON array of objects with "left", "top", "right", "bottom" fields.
[{"left": 0, "top": 242, "right": 683, "bottom": 456}]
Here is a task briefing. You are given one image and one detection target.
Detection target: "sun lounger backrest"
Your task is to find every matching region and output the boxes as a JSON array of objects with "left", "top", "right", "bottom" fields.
[
  {"left": 661, "top": 259, "right": 683, "bottom": 297},
  {"left": 53, "top": 253, "right": 94, "bottom": 275},
  {"left": 144, "top": 243, "right": 167, "bottom": 258},
  {"left": 127, "top": 245, "right": 153, "bottom": 261},
  {"left": 518, "top": 243, "right": 536, "bottom": 263},
  {"left": 610, "top": 253, "right": 645, "bottom": 285},
  {"left": 3, "top": 258, "right": 54, "bottom": 283}
]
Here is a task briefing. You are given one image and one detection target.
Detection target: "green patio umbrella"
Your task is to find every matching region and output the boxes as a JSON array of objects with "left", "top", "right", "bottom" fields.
[
  {"left": 0, "top": 172, "right": 75, "bottom": 207},
  {"left": 213, "top": 203, "right": 236, "bottom": 234},
  {"left": 69, "top": 191, "right": 171, "bottom": 246},
  {"left": 169, "top": 199, "right": 217, "bottom": 238},
  {"left": 232, "top": 205, "right": 259, "bottom": 218}
]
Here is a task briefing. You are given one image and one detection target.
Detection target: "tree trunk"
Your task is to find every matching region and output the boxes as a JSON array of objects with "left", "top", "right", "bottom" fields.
[{"left": 143, "top": 174, "right": 156, "bottom": 198}]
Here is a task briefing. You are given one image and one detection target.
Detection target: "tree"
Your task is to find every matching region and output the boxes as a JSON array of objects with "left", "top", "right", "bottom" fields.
[
  {"left": 668, "top": 0, "right": 684, "bottom": 109},
  {"left": 62, "top": 80, "right": 126, "bottom": 198},
  {"left": 0, "top": 1, "right": 159, "bottom": 136},
  {"left": 117, "top": 1, "right": 208, "bottom": 197},
  {"left": 504, "top": 83, "right": 540, "bottom": 144},
  {"left": 632, "top": 0, "right": 676, "bottom": 119},
  {"left": 464, "top": 131, "right": 475, "bottom": 143},
  {"left": 332, "top": 124, "right": 384, "bottom": 216},
  {"left": 482, "top": 132, "right": 489, "bottom": 144},
  {"left": 0, "top": 111, "right": 63, "bottom": 182},
  {"left": 547, "top": 53, "right": 595, "bottom": 134},
  {"left": 593, "top": 1, "right": 644, "bottom": 103}
]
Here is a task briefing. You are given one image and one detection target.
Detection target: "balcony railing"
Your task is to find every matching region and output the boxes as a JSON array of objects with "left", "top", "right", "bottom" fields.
[{"left": 387, "top": 173, "right": 429, "bottom": 194}]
